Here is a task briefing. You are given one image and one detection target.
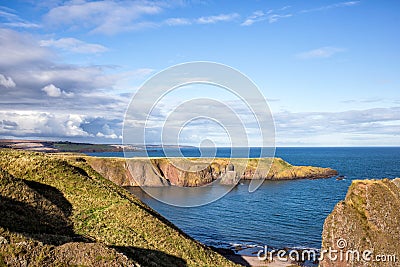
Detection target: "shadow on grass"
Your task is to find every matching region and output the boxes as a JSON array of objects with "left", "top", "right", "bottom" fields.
[
  {"left": 0, "top": 173, "right": 187, "bottom": 266},
  {"left": 0, "top": 196, "right": 92, "bottom": 246},
  {"left": 0, "top": 195, "right": 73, "bottom": 235},
  {"left": 23, "top": 180, "right": 73, "bottom": 218},
  {"left": 0, "top": 178, "right": 89, "bottom": 245},
  {"left": 112, "top": 246, "right": 187, "bottom": 267}
]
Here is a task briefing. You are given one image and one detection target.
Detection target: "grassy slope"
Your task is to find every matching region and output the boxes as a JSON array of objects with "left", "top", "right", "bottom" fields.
[{"left": 0, "top": 149, "right": 238, "bottom": 266}]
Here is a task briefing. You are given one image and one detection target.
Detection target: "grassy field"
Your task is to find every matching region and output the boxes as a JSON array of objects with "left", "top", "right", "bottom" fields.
[
  {"left": 0, "top": 140, "right": 126, "bottom": 153},
  {"left": 52, "top": 142, "right": 117, "bottom": 152}
]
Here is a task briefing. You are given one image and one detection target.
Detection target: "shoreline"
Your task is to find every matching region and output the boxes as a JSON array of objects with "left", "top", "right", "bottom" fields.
[
  {"left": 226, "top": 255, "right": 299, "bottom": 267},
  {"left": 212, "top": 244, "right": 320, "bottom": 267}
]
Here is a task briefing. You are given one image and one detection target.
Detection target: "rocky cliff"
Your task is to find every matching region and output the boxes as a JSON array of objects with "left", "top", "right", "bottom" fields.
[
  {"left": 320, "top": 178, "right": 400, "bottom": 267},
  {"left": 85, "top": 156, "right": 338, "bottom": 187}
]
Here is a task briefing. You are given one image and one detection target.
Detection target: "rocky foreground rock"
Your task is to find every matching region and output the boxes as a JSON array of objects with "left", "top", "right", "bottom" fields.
[
  {"left": 320, "top": 178, "right": 400, "bottom": 267},
  {"left": 85, "top": 157, "right": 338, "bottom": 187}
]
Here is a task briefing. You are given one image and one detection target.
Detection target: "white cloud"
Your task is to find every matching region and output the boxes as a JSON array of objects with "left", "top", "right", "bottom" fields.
[
  {"left": 41, "top": 84, "right": 74, "bottom": 98},
  {"left": 242, "top": 2, "right": 358, "bottom": 27},
  {"left": 29, "top": 66, "right": 114, "bottom": 92},
  {"left": 96, "top": 122, "right": 120, "bottom": 139},
  {"left": 275, "top": 107, "right": 400, "bottom": 133},
  {"left": 41, "top": 84, "right": 62, "bottom": 97},
  {"left": 341, "top": 1, "right": 361, "bottom": 7},
  {"left": 126, "top": 92, "right": 400, "bottom": 146},
  {"left": 0, "top": 29, "right": 157, "bottom": 142},
  {"left": 280, "top": 5, "right": 292, "bottom": 11},
  {"left": 0, "top": 112, "right": 90, "bottom": 138},
  {"left": 0, "top": 28, "right": 51, "bottom": 67},
  {"left": 273, "top": 107, "right": 400, "bottom": 146},
  {"left": 0, "top": 8, "right": 40, "bottom": 29},
  {"left": 0, "top": 111, "right": 124, "bottom": 141},
  {"left": 40, "top": 38, "right": 108, "bottom": 54},
  {"left": 241, "top": 10, "right": 265, "bottom": 26},
  {"left": 2, "top": 22, "right": 41, "bottom": 28},
  {"left": 44, "top": 0, "right": 164, "bottom": 34},
  {"left": 300, "top": 1, "right": 361, "bottom": 13},
  {"left": 164, "top": 13, "right": 240, "bottom": 27},
  {"left": 241, "top": 9, "right": 292, "bottom": 26},
  {"left": 96, "top": 132, "right": 118, "bottom": 139},
  {"left": 0, "top": 29, "right": 147, "bottom": 114},
  {"left": 0, "top": 74, "right": 16, "bottom": 88},
  {"left": 297, "top": 46, "right": 345, "bottom": 59},
  {"left": 164, "top": 18, "right": 192, "bottom": 26},
  {"left": 268, "top": 14, "right": 292, "bottom": 23},
  {"left": 196, "top": 13, "right": 240, "bottom": 24}
]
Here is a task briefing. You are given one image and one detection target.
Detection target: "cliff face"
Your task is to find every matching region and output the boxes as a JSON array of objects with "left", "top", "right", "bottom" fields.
[
  {"left": 0, "top": 149, "right": 238, "bottom": 266},
  {"left": 320, "top": 178, "right": 400, "bottom": 267},
  {"left": 86, "top": 156, "right": 337, "bottom": 187}
]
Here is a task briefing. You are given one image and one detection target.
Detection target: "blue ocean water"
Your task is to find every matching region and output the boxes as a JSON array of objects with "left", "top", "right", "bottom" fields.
[{"left": 87, "top": 147, "right": 400, "bottom": 252}]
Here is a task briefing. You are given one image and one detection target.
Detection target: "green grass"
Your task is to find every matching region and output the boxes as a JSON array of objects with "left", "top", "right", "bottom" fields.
[
  {"left": 0, "top": 149, "right": 238, "bottom": 266},
  {"left": 53, "top": 143, "right": 114, "bottom": 152}
]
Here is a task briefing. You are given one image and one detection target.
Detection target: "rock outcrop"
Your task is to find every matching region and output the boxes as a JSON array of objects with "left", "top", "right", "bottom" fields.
[
  {"left": 320, "top": 178, "right": 400, "bottom": 267},
  {"left": 85, "top": 156, "right": 338, "bottom": 187}
]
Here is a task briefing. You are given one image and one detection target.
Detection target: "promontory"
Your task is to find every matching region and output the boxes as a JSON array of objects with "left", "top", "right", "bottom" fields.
[{"left": 85, "top": 156, "right": 338, "bottom": 187}]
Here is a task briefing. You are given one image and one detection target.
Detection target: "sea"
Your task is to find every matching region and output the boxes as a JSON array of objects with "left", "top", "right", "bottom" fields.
[{"left": 86, "top": 147, "right": 400, "bottom": 255}]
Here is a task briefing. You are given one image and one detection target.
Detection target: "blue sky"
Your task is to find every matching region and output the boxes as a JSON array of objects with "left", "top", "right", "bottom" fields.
[{"left": 0, "top": 0, "right": 399, "bottom": 146}]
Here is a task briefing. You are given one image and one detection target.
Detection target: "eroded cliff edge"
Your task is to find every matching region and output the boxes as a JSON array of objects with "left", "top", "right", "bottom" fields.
[
  {"left": 320, "top": 178, "right": 400, "bottom": 267},
  {"left": 84, "top": 157, "right": 338, "bottom": 187}
]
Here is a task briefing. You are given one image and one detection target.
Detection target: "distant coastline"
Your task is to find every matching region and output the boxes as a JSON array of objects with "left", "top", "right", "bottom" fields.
[{"left": 0, "top": 139, "right": 194, "bottom": 153}]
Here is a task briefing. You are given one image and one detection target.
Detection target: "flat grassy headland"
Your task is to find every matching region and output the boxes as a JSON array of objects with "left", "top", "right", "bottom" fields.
[{"left": 86, "top": 156, "right": 338, "bottom": 187}]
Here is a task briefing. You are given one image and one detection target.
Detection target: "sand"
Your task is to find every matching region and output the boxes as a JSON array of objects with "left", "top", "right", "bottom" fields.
[{"left": 225, "top": 254, "right": 299, "bottom": 266}]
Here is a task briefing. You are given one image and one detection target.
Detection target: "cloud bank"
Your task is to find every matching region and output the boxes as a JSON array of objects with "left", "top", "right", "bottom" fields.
[{"left": 0, "top": 28, "right": 145, "bottom": 142}]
